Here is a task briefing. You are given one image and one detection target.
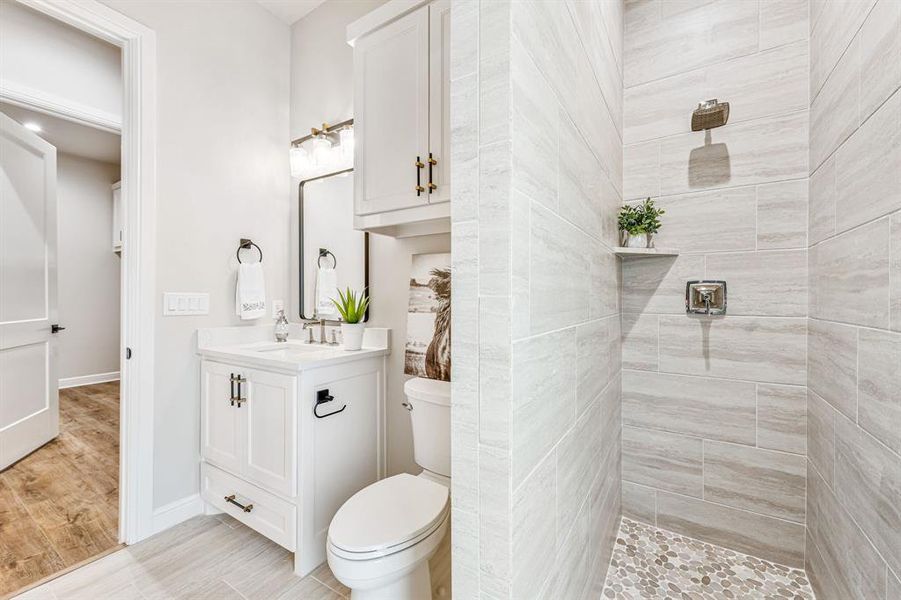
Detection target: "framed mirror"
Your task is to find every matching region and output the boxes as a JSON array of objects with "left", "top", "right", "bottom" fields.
[{"left": 298, "top": 169, "right": 369, "bottom": 320}]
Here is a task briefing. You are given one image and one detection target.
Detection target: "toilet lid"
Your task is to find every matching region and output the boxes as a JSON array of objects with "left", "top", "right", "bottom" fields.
[{"left": 329, "top": 473, "right": 449, "bottom": 555}]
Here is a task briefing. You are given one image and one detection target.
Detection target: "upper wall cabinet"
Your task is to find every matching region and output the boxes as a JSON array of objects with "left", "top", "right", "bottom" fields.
[{"left": 350, "top": 0, "right": 450, "bottom": 237}]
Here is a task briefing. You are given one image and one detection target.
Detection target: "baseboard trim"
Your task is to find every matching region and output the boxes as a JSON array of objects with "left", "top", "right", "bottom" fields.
[
  {"left": 151, "top": 494, "right": 204, "bottom": 535},
  {"left": 59, "top": 372, "right": 121, "bottom": 389}
]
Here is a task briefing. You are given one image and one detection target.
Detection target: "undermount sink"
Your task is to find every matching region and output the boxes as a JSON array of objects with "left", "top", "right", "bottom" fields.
[{"left": 254, "top": 342, "right": 332, "bottom": 354}]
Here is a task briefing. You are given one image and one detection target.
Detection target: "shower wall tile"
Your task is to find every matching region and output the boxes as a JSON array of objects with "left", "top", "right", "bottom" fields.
[
  {"left": 857, "top": 328, "right": 901, "bottom": 454},
  {"left": 705, "top": 249, "right": 807, "bottom": 317},
  {"left": 756, "top": 179, "right": 808, "bottom": 249},
  {"left": 511, "top": 191, "right": 530, "bottom": 340},
  {"left": 834, "top": 413, "right": 901, "bottom": 577},
  {"left": 858, "top": 0, "right": 901, "bottom": 122},
  {"left": 622, "top": 425, "right": 703, "bottom": 498},
  {"left": 556, "top": 402, "right": 600, "bottom": 547},
  {"left": 809, "top": 0, "right": 875, "bottom": 99},
  {"left": 589, "top": 242, "right": 620, "bottom": 319},
  {"left": 807, "top": 390, "right": 836, "bottom": 488},
  {"left": 558, "top": 111, "right": 605, "bottom": 239},
  {"left": 658, "top": 316, "right": 807, "bottom": 385},
  {"left": 759, "top": 0, "right": 808, "bottom": 50},
  {"left": 652, "top": 187, "right": 757, "bottom": 253},
  {"left": 835, "top": 90, "right": 901, "bottom": 234},
  {"left": 479, "top": 297, "right": 512, "bottom": 450},
  {"left": 622, "top": 370, "right": 756, "bottom": 445},
  {"left": 623, "top": 140, "right": 659, "bottom": 200},
  {"left": 757, "top": 384, "right": 807, "bottom": 455},
  {"left": 658, "top": 111, "right": 808, "bottom": 196},
  {"left": 621, "top": 312, "right": 658, "bottom": 370},
  {"left": 539, "top": 502, "right": 590, "bottom": 600},
  {"left": 624, "top": 69, "right": 705, "bottom": 144},
  {"left": 478, "top": 141, "right": 511, "bottom": 297},
  {"left": 622, "top": 481, "right": 656, "bottom": 525},
  {"left": 805, "top": 530, "right": 848, "bottom": 600},
  {"left": 621, "top": 255, "right": 704, "bottom": 314},
  {"left": 809, "top": 39, "right": 859, "bottom": 170},
  {"left": 889, "top": 569, "right": 901, "bottom": 600},
  {"left": 655, "top": 491, "right": 805, "bottom": 567},
  {"left": 812, "top": 218, "right": 891, "bottom": 328},
  {"left": 893, "top": 213, "right": 901, "bottom": 331},
  {"left": 808, "top": 155, "right": 836, "bottom": 244},
  {"left": 702, "top": 440, "right": 806, "bottom": 523},
  {"left": 512, "top": 450, "right": 556, "bottom": 600},
  {"left": 450, "top": 74, "right": 478, "bottom": 223},
  {"left": 576, "top": 316, "right": 619, "bottom": 416},
  {"left": 479, "top": 444, "right": 511, "bottom": 598},
  {"left": 623, "top": 0, "right": 758, "bottom": 87},
  {"left": 808, "top": 318, "right": 857, "bottom": 419}
]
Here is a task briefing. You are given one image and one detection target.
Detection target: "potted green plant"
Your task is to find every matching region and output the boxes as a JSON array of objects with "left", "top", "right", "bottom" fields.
[
  {"left": 331, "top": 287, "right": 370, "bottom": 351},
  {"left": 618, "top": 198, "right": 665, "bottom": 248}
]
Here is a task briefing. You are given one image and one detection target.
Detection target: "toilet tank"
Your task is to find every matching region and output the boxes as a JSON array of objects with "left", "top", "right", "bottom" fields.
[{"left": 404, "top": 377, "right": 451, "bottom": 478}]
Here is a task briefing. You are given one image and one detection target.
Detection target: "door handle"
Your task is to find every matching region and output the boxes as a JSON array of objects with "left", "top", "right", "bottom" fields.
[{"left": 51, "top": 324, "right": 66, "bottom": 333}]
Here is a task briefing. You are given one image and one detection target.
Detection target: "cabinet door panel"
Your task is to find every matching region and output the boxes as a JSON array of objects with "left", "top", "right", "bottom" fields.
[
  {"left": 244, "top": 369, "right": 297, "bottom": 497},
  {"left": 428, "top": 0, "right": 451, "bottom": 205},
  {"left": 201, "top": 361, "right": 242, "bottom": 473},
  {"left": 354, "top": 5, "right": 430, "bottom": 216}
]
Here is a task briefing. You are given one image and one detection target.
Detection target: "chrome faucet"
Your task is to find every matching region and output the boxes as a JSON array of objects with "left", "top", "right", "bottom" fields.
[{"left": 302, "top": 318, "right": 341, "bottom": 345}]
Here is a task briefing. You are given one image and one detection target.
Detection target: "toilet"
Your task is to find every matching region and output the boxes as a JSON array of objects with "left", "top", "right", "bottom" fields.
[{"left": 327, "top": 377, "right": 451, "bottom": 600}]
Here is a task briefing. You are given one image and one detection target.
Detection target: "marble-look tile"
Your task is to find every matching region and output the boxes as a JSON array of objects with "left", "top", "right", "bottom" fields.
[
  {"left": 599, "top": 0, "right": 624, "bottom": 73},
  {"left": 835, "top": 90, "right": 901, "bottom": 234},
  {"left": 621, "top": 254, "right": 704, "bottom": 314},
  {"left": 622, "top": 370, "right": 756, "bottom": 445},
  {"left": 808, "top": 155, "right": 836, "bottom": 245},
  {"left": 806, "top": 529, "right": 849, "bottom": 600},
  {"left": 478, "top": 141, "right": 511, "bottom": 297},
  {"left": 624, "top": 0, "right": 758, "bottom": 87},
  {"left": 703, "top": 441, "right": 806, "bottom": 523},
  {"left": 576, "top": 317, "right": 619, "bottom": 416},
  {"left": 858, "top": 328, "right": 901, "bottom": 454},
  {"left": 757, "top": 384, "right": 807, "bottom": 455},
  {"left": 540, "top": 498, "right": 590, "bottom": 600},
  {"left": 451, "top": 508, "right": 479, "bottom": 600},
  {"left": 450, "top": 73, "right": 478, "bottom": 224},
  {"left": 478, "top": 444, "right": 511, "bottom": 598},
  {"left": 529, "top": 203, "right": 591, "bottom": 334},
  {"left": 808, "top": 318, "right": 857, "bottom": 419},
  {"left": 889, "top": 568, "right": 901, "bottom": 600},
  {"left": 652, "top": 187, "right": 757, "bottom": 252},
  {"left": 622, "top": 425, "right": 703, "bottom": 497},
  {"left": 759, "top": 0, "right": 809, "bottom": 50},
  {"left": 589, "top": 242, "right": 620, "bottom": 319},
  {"left": 511, "top": 37, "right": 559, "bottom": 210},
  {"left": 450, "top": 0, "right": 477, "bottom": 82},
  {"left": 599, "top": 373, "right": 622, "bottom": 457},
  {"left": 893, "top": 213, "right": 901, "bottom": 331},
  {"left": 658, "top": 111, "right": 808, "bottom": 196},
  {"left": 705, "top": 249, "right": 807, "bottom": 317},
  {"left": 655, "top": 491, "right": 805, "bottom": 567},
  {"left": 588, "top": 444, "right": 621, "bottom": 593},
  {"left": 511, "top": 328, "right": 576, "bottom": 488},
  {"left": 512, "top": 450, "right": 556, "bottom": 600},
  {"left": 624, "top": 68, "right": 705, "bottom": 144},
  {"left": 812, "top": 218, "right": 891, "bottom": 328},
  {"left": 807, "top": 389, "right": 836, "bottom": 488},
  {"left": 621, "top": 312, "right": 658, "bottom": 370},
  {"left": 478, "top": 0, "right": 510, "bottom": 146},
  {"left": 756, "top": 179, "right": 808, "bottom": 249},
  {"left": 556, "top": 401, "right": 601, "bottom": 545},
  {"left": 623, "top": 140, "right": 659, "bottom": 201},
  {"left": 834, "top": 413, "right": 901, "bottom": 577},
  {"left": 558, "top": 110, "right": 604, "bottom": 239},
  {"left": 479, "top": 297, "right": 511, "bottom": 450},
  {"left": 807, "top": 457, "right": 887, "bottom": 600},
  {"left": 809, "top": 0, "right": 875, "bottom": 99},
  {"left": 658, "top": 316, "right": 807, "bottom": 385},
  {"left": 859, "top": 0, "right": 901, "bottom": 121},
  {"left": 511, "top": 190, "right": 530, "bottom": 341},
  {"left": 622, "top": 481, "right": 656, "bottom": 525},
  {"left": 809, "top": 33, "right": 859, "bottom": 171}
]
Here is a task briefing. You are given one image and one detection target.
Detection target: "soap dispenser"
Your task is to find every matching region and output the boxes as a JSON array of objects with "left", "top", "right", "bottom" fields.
[{"left": 274, "top": 310, "right": 289, "bottom": 342}]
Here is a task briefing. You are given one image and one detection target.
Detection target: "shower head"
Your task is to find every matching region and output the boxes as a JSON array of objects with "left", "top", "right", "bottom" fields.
[{"left": 691, "top": 99, "right": 729, "bottom": 131}]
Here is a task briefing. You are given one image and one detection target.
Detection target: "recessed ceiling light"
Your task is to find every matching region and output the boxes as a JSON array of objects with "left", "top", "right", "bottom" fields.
[{"left": 24, "top": 122, "right": 42, "bottom": 132}]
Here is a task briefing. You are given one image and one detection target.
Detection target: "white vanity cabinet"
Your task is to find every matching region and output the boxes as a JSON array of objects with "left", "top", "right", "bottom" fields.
[
  {"left": 350, "top": 0, "right": 450, "bottom": 237},
  {"left": 197, "top": 332, "right": 388, "bottom": 577}
]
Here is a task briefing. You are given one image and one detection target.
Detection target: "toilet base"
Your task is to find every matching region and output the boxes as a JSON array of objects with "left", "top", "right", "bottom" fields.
[{"left": 350, "top": 561, "right": 431, "bottom": 600}]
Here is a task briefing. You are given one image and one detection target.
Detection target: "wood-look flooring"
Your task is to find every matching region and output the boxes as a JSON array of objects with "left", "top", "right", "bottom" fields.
[
  {"left": 1, "top": 383, "right": 119, "bottom": 597},
  {"left": 17, "top": 513, "right": 452, "bottom": 599}
]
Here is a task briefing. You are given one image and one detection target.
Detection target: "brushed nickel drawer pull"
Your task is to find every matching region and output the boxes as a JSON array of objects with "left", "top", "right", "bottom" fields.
[{"left": 224, "top": 494, "right": 253, "bottom": 513}]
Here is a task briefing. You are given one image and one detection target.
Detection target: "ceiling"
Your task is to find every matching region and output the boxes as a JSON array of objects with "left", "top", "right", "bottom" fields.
[
  {"left": 0, "top": 103, "right": 121, "bottom": 164},
  {"left": 255, "top": 0, "right": 327, "bottom": 25}
]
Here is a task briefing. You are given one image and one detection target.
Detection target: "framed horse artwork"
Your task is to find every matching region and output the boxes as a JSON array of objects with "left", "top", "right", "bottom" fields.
[{"left": 404, "top": 253, "right": 451, "bottom": 382}]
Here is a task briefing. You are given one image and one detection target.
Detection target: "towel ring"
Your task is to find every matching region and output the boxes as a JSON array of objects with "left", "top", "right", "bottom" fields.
[
  {"left": 318, "top": 248, "right": 337, "bottom": 268},
  {"left": 237, "top": 239, "right": 263, "bottom": 264}
]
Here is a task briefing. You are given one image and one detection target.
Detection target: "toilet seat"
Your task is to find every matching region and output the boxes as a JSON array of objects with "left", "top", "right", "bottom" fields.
[{"left": 328, "top": 473, "right": 449, "bottom": 561}]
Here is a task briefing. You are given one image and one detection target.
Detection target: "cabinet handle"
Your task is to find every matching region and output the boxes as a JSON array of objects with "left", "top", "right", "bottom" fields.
[
  {"left": 428, "top": 153, "right": 437, "bottom": 193},
  {"left": 224, "top": 494, "right": 253, "bottom": 513},
  {"left": 229, "top": 373, "right": 237, "bottom": 406},
  {"left": 415, "top": 155, "right": 423, "bottom": 196},
  {"left": 237, "top": 376, "right": 247, "bottom": 407}
]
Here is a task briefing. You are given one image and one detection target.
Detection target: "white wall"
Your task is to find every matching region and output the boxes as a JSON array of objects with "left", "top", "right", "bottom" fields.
[
  {"left": 100, "top": 0, "right": 292, "bottom": 510},
  {"left": 290, "top": 0, "right": 450, "bottom": 476},
  {"left": 0, "top": 0, "right": 122, "bottom": 122},
  {"left": 56, "top": 153, "right": 121, "bottom": 382}
]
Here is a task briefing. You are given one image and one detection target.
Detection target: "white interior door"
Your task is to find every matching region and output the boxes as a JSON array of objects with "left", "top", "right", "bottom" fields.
[{"left": 0, "top": 112, "right": 59, "bottom": 470}]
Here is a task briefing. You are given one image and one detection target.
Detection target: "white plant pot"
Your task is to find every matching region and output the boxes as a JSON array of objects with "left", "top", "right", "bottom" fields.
[
  {"left": 341, "top": 322, "right": 365, "bottom": 351},
  {"left": 625, "top": 232, "right": 649, "bottom": 248}
]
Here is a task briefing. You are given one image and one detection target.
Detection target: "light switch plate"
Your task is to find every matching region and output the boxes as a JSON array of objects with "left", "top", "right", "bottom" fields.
[{"left": 163, "top": 292, "right": 209, "bottom": 316}]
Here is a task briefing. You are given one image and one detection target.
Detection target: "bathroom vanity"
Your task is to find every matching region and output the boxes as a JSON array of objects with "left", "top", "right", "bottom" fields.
[{"left": 196, "top": 325, "right": 389, "bottom": 576}]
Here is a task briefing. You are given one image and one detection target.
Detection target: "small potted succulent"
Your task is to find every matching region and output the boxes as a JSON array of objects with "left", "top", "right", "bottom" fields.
[
  {"left": 331, "top": 287, "right": 370, "bottom": 351},
  {"left": 618, "top": 198, "right": 665, "bottom": 248}
]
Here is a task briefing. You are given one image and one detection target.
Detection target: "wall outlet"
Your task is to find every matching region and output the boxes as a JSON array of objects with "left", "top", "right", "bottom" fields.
[
  {"left": 163, "top": 292, "right": 209, "bottom": 316},
  {"left": 271, "top": 299, "right": 285, "bottom": 318}
]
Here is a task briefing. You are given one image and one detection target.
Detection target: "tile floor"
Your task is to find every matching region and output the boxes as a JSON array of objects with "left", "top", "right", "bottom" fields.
[{"left": 602, "top": 518, "right": 815, "bottom": 599}]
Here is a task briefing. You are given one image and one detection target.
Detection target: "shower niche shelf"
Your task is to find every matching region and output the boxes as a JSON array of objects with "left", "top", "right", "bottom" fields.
[{"left": 613, "top": 247, "right": 679, "bottom": 257}]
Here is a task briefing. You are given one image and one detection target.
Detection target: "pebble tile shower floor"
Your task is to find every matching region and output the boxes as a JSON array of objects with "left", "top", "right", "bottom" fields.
[{"left": 602, "top": 518, "right": 815, "bottom": 599}]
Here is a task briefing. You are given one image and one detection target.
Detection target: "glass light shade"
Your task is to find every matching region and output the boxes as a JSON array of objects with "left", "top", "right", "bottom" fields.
[
  {"left": 339, "top": 127, "right": 355, "bottom": 161},
  {"left": 289, "top": 145, "right": 309, "bottom": 178},
  {"left": 310, "top": 135, "right": 332, "bottom": 167}
]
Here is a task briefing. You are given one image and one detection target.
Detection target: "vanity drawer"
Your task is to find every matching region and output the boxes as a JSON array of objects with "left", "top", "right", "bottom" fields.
[{"left": 202, "top": 462, "right": 296, "bottom": 551}]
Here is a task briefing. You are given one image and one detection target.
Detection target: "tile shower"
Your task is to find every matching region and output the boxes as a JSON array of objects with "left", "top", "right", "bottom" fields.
[{"left": 450, "top": 0, "right": 900, "bottom": 598}]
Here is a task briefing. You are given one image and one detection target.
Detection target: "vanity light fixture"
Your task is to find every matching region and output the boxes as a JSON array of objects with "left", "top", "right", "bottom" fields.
[{"left": 290, "top": 119, "right": 354, "bottom": 180}]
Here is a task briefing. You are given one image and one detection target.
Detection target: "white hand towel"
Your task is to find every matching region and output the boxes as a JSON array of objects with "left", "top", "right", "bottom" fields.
[
  {"left": 315, "top": 267, "right": 338, "bottom": 319},
  {"left": 235, "top": 263, "right": 266, "bottom": 320}
]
